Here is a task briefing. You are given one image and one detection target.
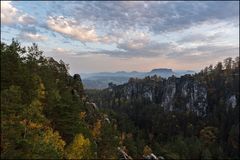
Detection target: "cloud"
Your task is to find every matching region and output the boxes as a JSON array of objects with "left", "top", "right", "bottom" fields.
[
  {"left": 115, "top": 42, "right": 173, "bottom": 57},
  {"left": 18, "top": 14, "right": 35, "bottom": 25},
  {"left": 47, "top": 16, "right": 99, "bottom": 43},
  {"left": 167, "top": 44, "right": 239, "bottom": 63},
  {"left": 73, "top": 41, "right": 239, "bottom": 62},
  {"left": 52, "top": 47, "right": 69, "bottom": 54},
  {"left": 146, "top": 1, "right": 239, "bottom": 33},
  {"left": 1, "top": 1, "right": 35, "bottom": 25},
  {"left": 116, "top": 30, "right": 151, "bottom": 50},
  {"left": 62, "top": 1, "right": 238, "bottom": 34},
  {"left": 21, "top": 26, "right": 39, "bottom": 35},
  {"left": 73, "top": 41, "right": 174, "bottom": 58},
  {"left": 20, "top": 32, "right": 48, "bottom": 41},
  {"left": 1, "top": 1, "right": 239, "bottom": 65},
  {"left": 1, "top": 1, "right": 18, "bottom": 24},
  {"left": 43, "top": 1, "right": 238, "bottom": 55},
  {"left": 52, "top": 47, "right": 87, "bottom": 56},
  {"left": 47, "top": 16, "right": 118, "bottom": 44},
  {"left": 177, "top": 33, "right": 222, "bottom": 44}
]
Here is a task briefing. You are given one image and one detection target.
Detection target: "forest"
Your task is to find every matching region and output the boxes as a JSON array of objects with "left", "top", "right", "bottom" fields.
[{"left": 1, "top": 40, "right": 239, "bottom": 159}]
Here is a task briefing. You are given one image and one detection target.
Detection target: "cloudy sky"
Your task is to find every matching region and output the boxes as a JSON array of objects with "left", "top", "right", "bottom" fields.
[{"left": 1, "top": 1, "right": 239, "bottom": 74}]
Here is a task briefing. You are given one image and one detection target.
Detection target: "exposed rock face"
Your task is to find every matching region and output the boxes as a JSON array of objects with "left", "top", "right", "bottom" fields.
[
  {"left": 227, "top": 95, "right": 237, "bottom": 109},
  {"left": 88, "top": 102, "right": 98, "bottom": 110},
  {"left": 108, "top": 75, "right": 208, "bottom": 116},
  {"left": 162, "top": 77, "right": 176, "bottom": 111},
  {"left": 73, "top": 74, "right": 82, "bottom": 82},
  {"left": 72, "top": 74, "right": 84, "bottom": 98}
]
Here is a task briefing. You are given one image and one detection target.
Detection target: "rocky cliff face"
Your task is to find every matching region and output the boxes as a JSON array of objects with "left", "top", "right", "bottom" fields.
[{"left": 108, "top": 75, "right": 208, "bottom": 116}]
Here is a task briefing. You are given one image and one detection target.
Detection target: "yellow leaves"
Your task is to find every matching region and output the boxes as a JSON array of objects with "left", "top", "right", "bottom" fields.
[
  {"left": 32, "top": 75, "right": 46, "bottom": 100},
  {"left": 19, "top": 118, "right": 66, "bottom": 156},
  {"left": 38, "top": 81, "right": 45, "bottom": 100},
  {"left": 92, "top": 119, "right": 101, "bottom": 139},
  {"left": 65, "top": 134, "right": 92, "bottom": 159},
  {"left": 143, "top": 145, "right": 152, "bottom": 156},
  {"left": 43, "top": 128, "right": 66, "bottom": 153},
  {"left": 79, "top": 112, "right": 86, "bottom": 120}
]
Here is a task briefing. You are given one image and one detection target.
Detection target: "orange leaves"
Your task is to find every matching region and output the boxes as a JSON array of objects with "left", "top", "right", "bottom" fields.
[
  {"left": 79, "top": 112, "right": 86, "bottom": 120},
  {"left": 28, "top": 122, "right": 43, "bottom": 129},
  {"left": 20, "top": 119, "right": 43, "bottom": 130},
  {"left": 143, "top": 145, "right": 152, "bottom": 156}
]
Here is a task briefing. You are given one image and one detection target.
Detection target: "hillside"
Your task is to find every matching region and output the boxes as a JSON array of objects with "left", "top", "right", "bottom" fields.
[
  {"left": 1, "top": 40, "right": 239, "bottom": 159},
  {"left": 86, "top": 56, "right": 239, "bottom": 159},
  {"left": 1, "top": 40, "right": 120, "bottom": 159}
]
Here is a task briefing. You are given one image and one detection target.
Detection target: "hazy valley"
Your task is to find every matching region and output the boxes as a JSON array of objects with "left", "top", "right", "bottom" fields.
[{"left": 82, "top": 69, "right": 195, "bottom": 89}]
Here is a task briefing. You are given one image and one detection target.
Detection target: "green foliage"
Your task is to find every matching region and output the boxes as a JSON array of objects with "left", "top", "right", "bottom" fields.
[
  {"left": 0, "top": 40, "right": 119, "bottom": 159},
  {"left": 1, "top": 40, "right": 239, "bottom": 159},
  {"left": 97, "top": 121, "right": 120, "bottom": 159}
]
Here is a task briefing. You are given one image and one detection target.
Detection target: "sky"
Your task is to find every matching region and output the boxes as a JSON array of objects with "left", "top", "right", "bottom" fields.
[{"left": 1, "top": 1, "right": 239, "bottom": 74}]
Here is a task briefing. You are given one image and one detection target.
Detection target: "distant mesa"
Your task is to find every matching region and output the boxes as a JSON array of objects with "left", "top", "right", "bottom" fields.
[
  {"left": 131, "top": 71, "right": 138, "bottom": 73},
  {"left": 116, "top": 71, "right": 127, "bottom": 74},
  {"left": 148, "top": 68, "right": 175, "bottom": 78},
  {"left": 150, "top": 68, "right": 173, "bottom": 73}
]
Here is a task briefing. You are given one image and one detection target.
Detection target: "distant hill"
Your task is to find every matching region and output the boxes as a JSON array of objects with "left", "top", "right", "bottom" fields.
[{"left": 82, "top": 68, "right": 195, "bottom": 89}]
